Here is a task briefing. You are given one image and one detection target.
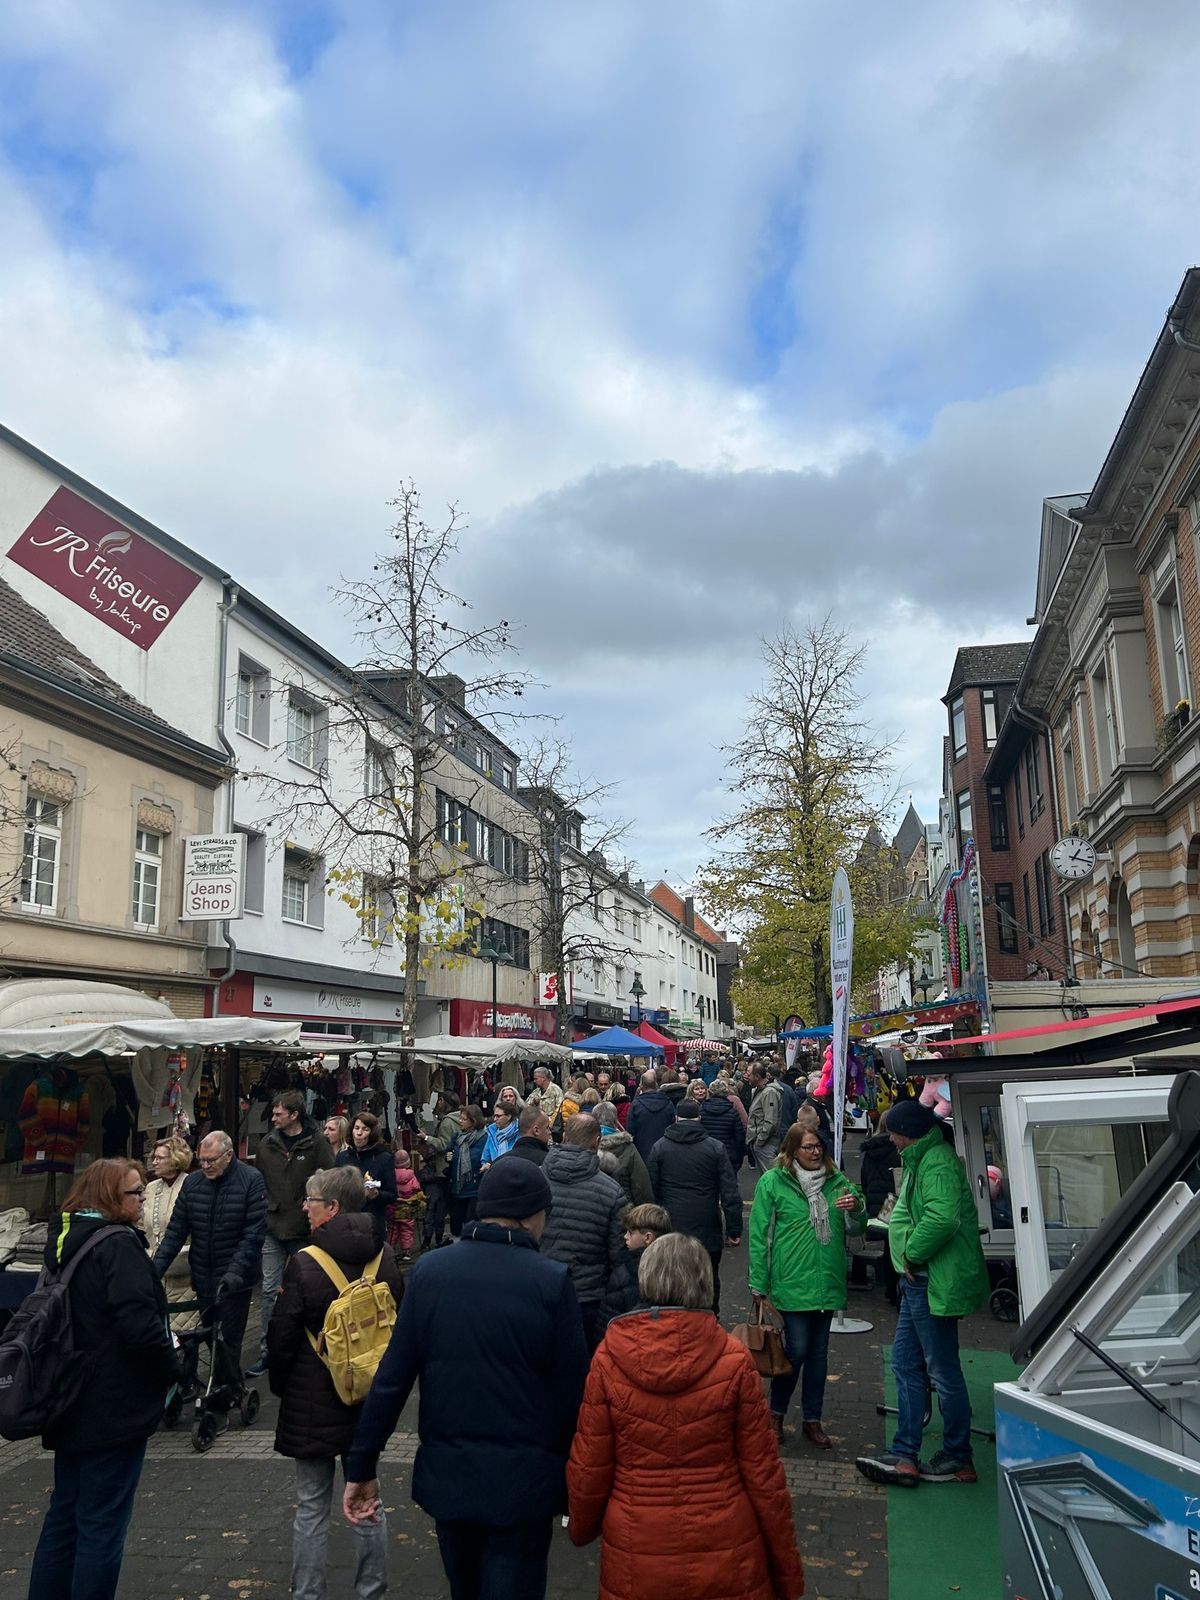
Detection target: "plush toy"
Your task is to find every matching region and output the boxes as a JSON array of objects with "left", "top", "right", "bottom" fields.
[
  {"left": 986, "top": 1164, "right": 1004, "bottom": 1201},
  {"left": 918, "top": 1070, "right": 953, "bottom": 1120}
]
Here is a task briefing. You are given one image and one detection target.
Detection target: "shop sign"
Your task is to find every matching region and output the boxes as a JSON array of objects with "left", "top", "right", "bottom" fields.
[
  {"left": 449, "top": 998, "right": 558, "bottom": 1041},
  {"left": 181, "top": 834, "right": 246, "bottom": 921},
  {"left": 583, "top": 1001, "right": 621, "bottom": 1023},
  {"left": 7, "top": 485, "right": 203, "bottom": 650},
  {"left": 538, "top": 972, "right": 562, "bottom": 1005},
  {"left": 252, "top": 979, "right": 404, "bottom": 1025},
  {"left": 628, "top": 1006, "right": 670, "bottom": 1025}
]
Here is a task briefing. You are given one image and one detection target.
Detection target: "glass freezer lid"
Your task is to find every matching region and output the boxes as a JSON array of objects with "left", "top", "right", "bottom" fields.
[{"left": 1020, "top": 1175, "right": 1200, "bottom": 1395}]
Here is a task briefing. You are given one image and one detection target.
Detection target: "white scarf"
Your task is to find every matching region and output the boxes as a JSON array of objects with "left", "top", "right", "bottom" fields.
[{"left": 793, "top": 1162, "right": 832, "bottom": 1244}]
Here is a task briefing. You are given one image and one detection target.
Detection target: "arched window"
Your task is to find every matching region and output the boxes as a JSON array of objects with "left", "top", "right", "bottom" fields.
[
  {"left": 1079, "top": 909, "right": 1093, "bottom": 977},
  {"left": 1110, "top": 877, "right": 1137, "bottom": 975}
]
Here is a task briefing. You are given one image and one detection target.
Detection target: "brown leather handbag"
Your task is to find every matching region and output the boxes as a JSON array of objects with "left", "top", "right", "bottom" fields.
[{"left": 731, "top": 1302, "right": 791, "bottom": 1378}]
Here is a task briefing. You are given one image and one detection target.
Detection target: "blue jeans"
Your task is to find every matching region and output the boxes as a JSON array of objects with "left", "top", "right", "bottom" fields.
[
  {"left": 435, "top": 1516, "right": 554, "bottom": 1600},
  {"left": 28, "top": 1440, "right": 147, "bottom": 1600},
  {"left": 292, "top": 1457, "right": 387, "bottom": 1600},
  {"left": 259, "top": 1234, "right": 304, "bottom": 1360},
  {"left": 891, "top": 1276, "right": 972, "bottom": 1463},
  {"left": 769, "top": 1309, "right": 834, "bottom": 1422}
]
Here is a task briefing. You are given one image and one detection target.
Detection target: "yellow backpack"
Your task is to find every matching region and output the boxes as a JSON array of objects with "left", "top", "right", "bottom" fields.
[{"left": 302, "top": 1246, "right": 397, "bottom": 1405}]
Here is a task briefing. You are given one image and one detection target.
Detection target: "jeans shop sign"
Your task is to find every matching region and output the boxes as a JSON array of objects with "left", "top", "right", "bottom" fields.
[{"left": 7, "top": 485, "right": 202, "bottom": 650}]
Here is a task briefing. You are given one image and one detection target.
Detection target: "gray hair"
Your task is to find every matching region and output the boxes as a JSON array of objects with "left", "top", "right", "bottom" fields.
[
  {"left": 594, "top": 1101, "right": 619, "bottom": 1130},
  {"left": 639, "top": 1070, "right": 658, "bottom": 1090},
  {"left": 200, "top": 1131, "right": 233, "bottom": 1155},
  {"left": 306, "top": 1165, "right": 365, "bottom": 1210},
  {"left": 638, "top": 1233, "right": 713, "bottom": 1311}
]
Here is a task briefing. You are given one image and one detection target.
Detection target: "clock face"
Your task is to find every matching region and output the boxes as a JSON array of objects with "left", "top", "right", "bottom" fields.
[{"left": 1050, "top": 835, "right": 1097, "bottom": 881}]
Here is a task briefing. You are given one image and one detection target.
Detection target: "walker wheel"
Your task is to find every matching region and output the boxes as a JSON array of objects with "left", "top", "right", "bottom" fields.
[
  {"left": 990, "top": 1287, "right": 1019, "bottom": 1322},
  {"left": 240, "top": 1388, "right": 260, "bottom": 1427},
  {"left": 192, "top": 1412, "right": 218, "bottom": 1452}
]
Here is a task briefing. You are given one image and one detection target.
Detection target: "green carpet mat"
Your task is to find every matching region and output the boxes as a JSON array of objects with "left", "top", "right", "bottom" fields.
[{"left": 884, "top": 1346, "right": 1021, "bottom": 1600}]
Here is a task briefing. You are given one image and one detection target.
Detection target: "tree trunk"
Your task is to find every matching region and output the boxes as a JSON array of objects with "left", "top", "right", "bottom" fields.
[{"left": 812, "top": 937, "right": 832, "bottom": 1025}]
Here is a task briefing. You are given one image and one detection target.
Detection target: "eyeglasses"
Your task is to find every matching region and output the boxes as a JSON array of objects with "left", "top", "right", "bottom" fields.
[
  {"left": 797, "top": 1144, "right": 825, "bottom": 1155},
  {"left": 197, "top": 1155, "right": 227, "bottom": 1167},
  {"left": 123, "top": 1185, "right": 146, "bottom": 1197},
  {"left": 302, "top": 1196, "right": 333, "bottom": 1208}
]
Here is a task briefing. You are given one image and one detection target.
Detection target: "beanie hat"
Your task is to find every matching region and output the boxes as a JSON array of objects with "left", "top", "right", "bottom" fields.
[
  {"left": 676, "top": 1101, "right": 701, "bottom": 1120},
  {"left": 476, "top": 1158, "right": 552, "bottom": 1220},
  {"left": 883, "top": 1099, "right": 938, "bottom": 1139}
]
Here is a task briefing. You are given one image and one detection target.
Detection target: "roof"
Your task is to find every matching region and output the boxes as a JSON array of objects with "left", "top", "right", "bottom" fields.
[
  {"left": 943, "top": 642, "right": 1030, "bottom": 700},
  {"left": 893, "top": 802, "right": 924, "bottom": 865},
  {"left": 0, "top": 576, "right": 167, "bottom": 725},
  {"left": 648, "top": 882, "right": 724, "bottom": 947}
]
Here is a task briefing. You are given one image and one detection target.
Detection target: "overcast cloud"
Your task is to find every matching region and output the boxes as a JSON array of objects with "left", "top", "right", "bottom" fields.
[{"left": 1, "top": 0, "right": 1198, "bottom": 892}]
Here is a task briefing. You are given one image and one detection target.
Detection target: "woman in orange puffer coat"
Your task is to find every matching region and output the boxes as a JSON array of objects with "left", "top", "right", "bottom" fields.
[{"left": 568, "top": 1234, "right": 804, "bottom": 1600}]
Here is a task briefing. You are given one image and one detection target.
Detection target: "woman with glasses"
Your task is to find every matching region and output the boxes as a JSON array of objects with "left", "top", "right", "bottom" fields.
[
  {"left": 748, "top": 1113, "right": 866, "bottom": 1450},
  {"left": 27, "top": 1158, "right": 180, "bottom": 1600}
]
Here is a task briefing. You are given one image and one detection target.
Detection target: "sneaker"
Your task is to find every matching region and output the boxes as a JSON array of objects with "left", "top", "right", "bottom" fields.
[
  {"left": 855, "top": 1451, "right": 919, "bottom": 1488},
  {"left": 243, "top": 1358, "right": 268, "bottom": 1378},
  {"left": 919, "top": 1452, "right": 978, "bottom": 1484}
]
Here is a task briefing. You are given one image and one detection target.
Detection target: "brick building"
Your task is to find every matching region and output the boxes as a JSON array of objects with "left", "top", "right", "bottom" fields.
[{"left": 1010, "top": 267, "right": 1200, "bottom": 980}]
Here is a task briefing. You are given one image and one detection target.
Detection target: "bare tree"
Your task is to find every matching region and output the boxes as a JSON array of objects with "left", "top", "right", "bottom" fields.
[
  {"left": 244, "top": 484, "right": 532, "bottom": 1041},
  {"left": 0, "top": 726, "right": 30, "bottom": 910},
  {"left": 501, "top": 736, "right": 632, "bottom": 1043}
]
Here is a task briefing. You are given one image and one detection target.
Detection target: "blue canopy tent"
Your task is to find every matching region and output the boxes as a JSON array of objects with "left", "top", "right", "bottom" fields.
[{"left": 572, "top": 1025, "right": 664, "bottom": 1057}]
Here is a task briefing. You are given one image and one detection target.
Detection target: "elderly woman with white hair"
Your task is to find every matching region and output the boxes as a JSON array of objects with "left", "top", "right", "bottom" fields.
[{"left": 568, "top": 1233, "right": 804, "bottom": 1600}]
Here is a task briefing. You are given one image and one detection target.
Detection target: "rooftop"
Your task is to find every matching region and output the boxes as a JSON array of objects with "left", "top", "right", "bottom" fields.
[{"left": 943, "top": 642, "right": 1030, "bottom": 700}]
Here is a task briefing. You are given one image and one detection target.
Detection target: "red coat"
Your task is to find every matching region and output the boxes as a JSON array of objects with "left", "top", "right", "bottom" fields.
[{"left": 567, "top": 1309, "right": 804, "bottom": 1600}]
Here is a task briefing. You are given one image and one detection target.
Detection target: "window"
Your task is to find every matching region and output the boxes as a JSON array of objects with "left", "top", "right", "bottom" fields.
[
  {"left": 474, "top": 916, "right": 531, "bottom": 969},
  {"left": 235, "top": 656, "right": 270, "bottom": 743},
  {"left": 287, "top": 695, "right": 318, "bottom": 768},
  {"left": 995, "top": 883, "right": 1018, "bottom": 953},
  {"left": 951, "top": 696, "right": 967, "bottom": 760},
  {"left": 1034, "top": 852, "right": 1047, "bottom": 938},
  {"left": 1157, "top": 575, "right": 1190, "bottom": 711},
  {"left": 1014, "top": 763, "right": 1025, "bottom": 842},
  {"left": 1023, "top": 873, "right": 1033, "bottom": 952},
  {"left": 282, "top": 846, "right": 322, "bottom": 925},
  {"left": 1023, "top": 739, "right": 1044, "bottom": 824},
  {"left": 437, "top": 791, "right": 464, "bottom": 847},
  {"left": 238, "top": 828, "right": 266, "bottom": 914},
  {"left": 499, "top": 764, "right": 515, "bottom": 791},
  {"left": 131, "top": 829, "right": 162, "bottom": 927},
  {"left": 361, "top": 876, "right": 392, "bottom": 944},
  {"left": 1092, "top": 660, "right": 1117, "bottom": 781},
  {"left": 1060, "top": 716, "right": 1079, "bottom": 822},
  {"left": 987, "top": 784, "right": 1009, "bottom": 851},
  {"left": 955, "top": 788, "right": 973, "bottom": 843},
  {"left": 364, "top": 741, "right": 391, "bottom": 801},
  {"left": 631, "top": 914, "right": 642, "bottom": 942},
  {"left": 982, "top": 689, "right": 998, "bottom": 748},
  {"left": 1040, "top": 850, "right": 1056, "bottom": 934},
  {"left": 21, "top": 797, "right": 61, "bottom": 912}
]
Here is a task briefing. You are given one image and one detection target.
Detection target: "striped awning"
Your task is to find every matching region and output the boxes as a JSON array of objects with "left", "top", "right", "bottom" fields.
[{"left": 685, "top": 1038, "right": 731, "bottom": 1051}]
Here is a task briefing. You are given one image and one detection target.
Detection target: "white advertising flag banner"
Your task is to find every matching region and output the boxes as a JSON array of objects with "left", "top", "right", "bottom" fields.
[{"left": 829, "top": 868, "right": 854, "bottom": 1170}]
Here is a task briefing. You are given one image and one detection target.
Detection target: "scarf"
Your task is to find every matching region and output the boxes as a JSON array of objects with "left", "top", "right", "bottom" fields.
[{"left": 793, "top": 1163, "right": 832, "bottom": 1244}]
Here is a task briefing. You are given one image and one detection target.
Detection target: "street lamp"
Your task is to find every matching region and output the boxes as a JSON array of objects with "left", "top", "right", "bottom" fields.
[
  {"left": 478, "top": 936, "right": 514, "bottom": 1037},
  {"left": 913, "top": 964, "right": 934, "bottom": 1006},
  {"left": 630, "top": 970, "right": 646, "bottom": 1028}
]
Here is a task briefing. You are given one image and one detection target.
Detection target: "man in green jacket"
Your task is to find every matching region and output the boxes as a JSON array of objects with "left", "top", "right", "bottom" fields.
[{"left": 856, "top": 1100, "right": 988, "bottom": 1489}]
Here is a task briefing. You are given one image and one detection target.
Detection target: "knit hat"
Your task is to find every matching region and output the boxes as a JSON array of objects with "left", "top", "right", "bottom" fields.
[
  {"left": 883, "top": 1099, "right": 938, "bottom": 1139},
  {"left": 476, "top": 1158, "right": 552, "bottom": 1220},
  {"left": 676, "top": 1101, "right": 701, "bottom": 1120}
]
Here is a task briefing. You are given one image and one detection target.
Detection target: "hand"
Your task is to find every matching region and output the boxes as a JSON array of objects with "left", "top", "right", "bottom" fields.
[
  {"left": 344, "top": 1479, "right": 383, "bottom": 1525},
  {"left": 834, "top": 1193, "right": 858, "bottom": 1212},
  {"left": 217, "top": 1275, "right": 238, "bottom": 1297},
  {"left": 904, "top": 1265, "right": 917, "bottom": 1284},
  {"left": 725, "top": 1236, "right": 741, "bottom": 1249}
]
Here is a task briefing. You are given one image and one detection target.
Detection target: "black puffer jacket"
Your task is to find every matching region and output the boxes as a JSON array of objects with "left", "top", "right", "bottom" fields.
[
  {"left": 257, "top": 1119, "right": 335, "bottom": 1241},
  {"left": 698, "top": 1095, "right": 745, "bottom": 1171},
  {"left": 268, "top": 1211, "right": 404, "bottom": 1458},
  {"left": 335, "top": 1144, "right": 397, "bottom": 1243},
  {"left": 626, "top": 1091, "right": 676, "bottom": 1164},
  {"left": 540, "top": 1144, "right": 624, "bottom": 1304},
  {"left": 647, "top": 1121, "right": 743, "bottom": 1253},
  {"left": 859, "top": 1132, "right": 902, "bottom": 1217},
  {"left": 598, "top": 1244, "right": 647, "bottom": 1331},
  {"left": 44, "top": 1213, "right": 180, "bottom": 1453},
  {"left": 153, "top": 1157, "right": 268, "bottom": 1298}
]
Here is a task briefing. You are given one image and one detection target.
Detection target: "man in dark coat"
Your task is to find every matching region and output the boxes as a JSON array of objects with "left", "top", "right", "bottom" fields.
[
  {"left": 249, "top": 1090, "right": 334, "bottom": 1374},
  {"left": 698, "top": 1086, "right": 746, "bottom": 1172},
  {"left": 625, "top": 1069, "right": 676, "bottom": 1164},
  {"left": 268, "top": 1163, "right": 403, "bottom": 1600},
  {"left": 153, "top": 1130, "right": 267, "bottom": 1399},
  {"left": 540, "top": 1114, "right": 624, "bottom": 1349},
  {"left": 343, "top": 1158, "right": 588, "bottom": 1600},
  {"left": 510, "top": 1104, "right": 552, "bottom": 1166},
  {"left": 647, "top": 1102, "right": 743, "bottom": 1317}
]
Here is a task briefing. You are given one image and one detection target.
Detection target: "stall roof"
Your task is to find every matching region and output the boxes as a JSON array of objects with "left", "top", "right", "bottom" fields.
[
  {"left": 0, "top": 1016, "right": 302, "bottom": 1060},
  {"left": 572, "top": 1025, "right": 664, "bottom": 1057},
  {"left": 371, "top": 1035, "right": 574, "bottom": 1065}
]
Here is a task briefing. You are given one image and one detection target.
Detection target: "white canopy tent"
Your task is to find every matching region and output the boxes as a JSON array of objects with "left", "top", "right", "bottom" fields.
[{"left": 372, "top": 1035, "right": 573, "bottom": 1067}]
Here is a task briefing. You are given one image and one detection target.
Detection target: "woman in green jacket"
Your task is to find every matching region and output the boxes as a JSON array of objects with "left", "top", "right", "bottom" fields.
[{"left": 749, "top": 1117, "right": 866, "bottom": 1449}]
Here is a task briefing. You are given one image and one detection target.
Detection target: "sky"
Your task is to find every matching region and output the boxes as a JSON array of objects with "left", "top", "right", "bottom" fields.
[{"left": 1, "top": 0, "right": 1199, "bottom": 900}]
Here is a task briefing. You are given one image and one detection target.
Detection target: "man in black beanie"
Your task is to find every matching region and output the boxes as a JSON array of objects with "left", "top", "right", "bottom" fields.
[
  {"left": 343, "top": 1159, "right": 589, "bottom": 1599},
  {"left": 856, "top": 1098, "right": 989, "bottom": 1490}
]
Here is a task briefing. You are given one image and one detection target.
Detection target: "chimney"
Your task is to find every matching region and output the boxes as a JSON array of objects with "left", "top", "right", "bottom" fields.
[{"left": 684, "top": 896, "right": 696, "bottom": 930}]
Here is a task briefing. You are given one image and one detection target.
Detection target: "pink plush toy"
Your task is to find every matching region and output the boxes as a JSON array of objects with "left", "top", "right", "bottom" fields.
[
  {"left": 986, "top": 1165, "right": 1003, "bottom": 1201},
  {"left": 918, "top": 1072, "right": 953, "bottom": 1119}
]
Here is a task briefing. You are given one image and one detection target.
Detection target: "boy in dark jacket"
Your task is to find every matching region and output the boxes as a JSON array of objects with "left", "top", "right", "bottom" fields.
[
  {"left": 268, "top": 1164, "right": 403, "bottom": 1600},
  {"left": 598, "top": 1203, "right": 671, "bottom": 1331}
]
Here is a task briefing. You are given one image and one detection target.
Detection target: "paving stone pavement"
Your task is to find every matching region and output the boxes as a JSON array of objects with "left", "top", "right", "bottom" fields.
[{"left": 0, "top": 1133, "right": 1008, "bottom": 1599}]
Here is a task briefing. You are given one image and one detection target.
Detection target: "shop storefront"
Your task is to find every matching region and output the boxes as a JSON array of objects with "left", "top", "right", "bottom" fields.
[
  {"left": 448, "top": 998, "right": 558, "bottom": 1041},
  {"left": 211, "top": 969, "right": 423, "bottom": 1043}
]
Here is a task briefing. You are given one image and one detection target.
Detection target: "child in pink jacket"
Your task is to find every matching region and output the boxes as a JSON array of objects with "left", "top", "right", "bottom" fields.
[{"left": 385, "top": 1145, "right": 426, "bottom": 1260}]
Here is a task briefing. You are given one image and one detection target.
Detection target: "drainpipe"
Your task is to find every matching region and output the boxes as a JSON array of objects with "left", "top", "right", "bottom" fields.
[
  {"left": 1169, "top": 319, "right": 1200, "bottom": 355},
  {"left": 1011, "top": 691, "right": 1076, "bottom": 979},
  {"left": 210, "top": 578, "right": 240, "bottom": 1016}
]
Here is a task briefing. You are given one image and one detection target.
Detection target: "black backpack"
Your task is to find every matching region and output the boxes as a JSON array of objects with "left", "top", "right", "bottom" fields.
[
  {"left": 0, "top": 1224, "right": 124, "bottom": 1441},
  {"left": 775, "top": 1081, "right": 800, "bottom": 1144}
]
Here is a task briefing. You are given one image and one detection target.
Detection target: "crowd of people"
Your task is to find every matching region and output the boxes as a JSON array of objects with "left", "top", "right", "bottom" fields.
[{"left": 19, "top": 1045, "right": 991, "bottom": 1600}]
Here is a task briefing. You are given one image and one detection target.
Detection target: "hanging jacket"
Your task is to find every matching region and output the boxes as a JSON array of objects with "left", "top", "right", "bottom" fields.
[
  {"left": 647, "top": 1123, "right": 742, "bottom": 1254},
  {"left": 449, "top": 1129, "right": 488, "bottom": 1199},
  {"left": 344, "top": 1221, "right": 589, "bottom": 1521},
  {"left": 567, "top": 1310, "right": 805, "bottom": 1600},
  {"left": 599, "top": 1130, "right": 654, "bottom": 1207},
  {"left": 257, "top": 1119, "right": 335, "bottom": 1241},
  {"left": 887, "top": 1126, "right": 989, "bottom": 1317},
  {"left": 698, "top": 1095, "right": 745, "bottom": 1171},
  {"left": 540, "top": 1144, "right": 625, "bottom": 1304},
  {"left": 18, "top": 1072, "right": 90, "bottom": 1175},
  {"left": 268, "top": 1210, "right": 404, "bottom": 1459},
  {"left": 152, "top": 1156, "right": 268, "bottom": 1298},
  {"left": 748, "top": 1164, "right": 866, "bottom": 1312},
  {"left": 43, "top": 1212, "right": 180, "bottom": 1453},
  {"left": 625, "top": 1091, "right": 676, "bottom": 1164},
  {"left": 336, "top": 1143, "right": 398, "bottom": 1243}
]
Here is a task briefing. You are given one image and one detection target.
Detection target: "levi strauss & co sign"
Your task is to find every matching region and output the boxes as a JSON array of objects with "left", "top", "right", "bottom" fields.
[{"left": 7, "top": 486, "right": 202, "bottom": 650}]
